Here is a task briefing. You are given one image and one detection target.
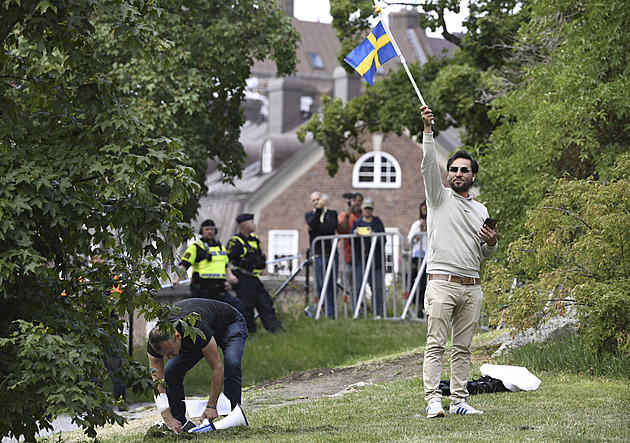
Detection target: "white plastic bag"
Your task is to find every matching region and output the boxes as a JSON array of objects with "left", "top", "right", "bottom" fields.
[{"left": 480, "top": 363, "right": 541, "bottom": 392}]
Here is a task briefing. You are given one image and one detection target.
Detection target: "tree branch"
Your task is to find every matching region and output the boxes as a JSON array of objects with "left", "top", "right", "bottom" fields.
[{"left": 542, "top": 206, "right": 592, "bottom": 230}]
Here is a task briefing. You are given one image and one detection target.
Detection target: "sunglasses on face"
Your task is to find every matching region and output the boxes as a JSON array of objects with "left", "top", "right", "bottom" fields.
[{"left": 448, "top": 166, "right": 471, "bottom": 173}]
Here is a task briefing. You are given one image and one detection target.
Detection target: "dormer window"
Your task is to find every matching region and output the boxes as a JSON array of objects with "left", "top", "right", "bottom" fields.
[
  {"left": 308, "top": 52, "right": 324, "bottom": 70},
  {"left": 352, "top": 151, "right": 402, "bottom": 188},
  {"left": 261, "top": 140, "right": 273, "bottom": 173}
]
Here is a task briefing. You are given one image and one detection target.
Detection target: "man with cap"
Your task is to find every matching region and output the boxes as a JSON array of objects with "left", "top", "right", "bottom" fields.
[
  {"left": 173, "top": 219, "right": 244, "bottom": 313},
  {"left": 227, "top": 214, "right": 284, "bottom": 333},
  {"left": 351, "top": 198, "right": 386, "bottom": 317}
]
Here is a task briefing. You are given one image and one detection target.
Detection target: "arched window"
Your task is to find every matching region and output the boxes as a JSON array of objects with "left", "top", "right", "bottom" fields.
[
  {"left": 352, "top": 152, "right": 401, "bottom": 188},
  {"left": 261, "top": 140, "right": 273, "bottom": 174}
]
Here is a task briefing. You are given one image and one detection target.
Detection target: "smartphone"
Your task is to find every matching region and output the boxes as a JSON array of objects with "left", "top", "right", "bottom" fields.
[{"left": 484, "top": 217, "right": 498, "bottom": 229}]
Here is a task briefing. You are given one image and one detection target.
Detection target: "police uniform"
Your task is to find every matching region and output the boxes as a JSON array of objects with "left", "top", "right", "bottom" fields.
[
  {"left": 227, "top": 219, "right": 283, "bottom": 333},
  {"left": 180, "top": 237, "right": 244, "bottom": 313}
]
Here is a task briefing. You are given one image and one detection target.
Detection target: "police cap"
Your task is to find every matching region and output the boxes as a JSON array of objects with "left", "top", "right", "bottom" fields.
[
  {"left": 200, "top": 219, "right": 216, "bottom": 228},
  {"left": 199, "top": 219, "right": 217, "bottom": 234},
  {"left": 236, "top": 213, "right": 254, "bottom": 224}
]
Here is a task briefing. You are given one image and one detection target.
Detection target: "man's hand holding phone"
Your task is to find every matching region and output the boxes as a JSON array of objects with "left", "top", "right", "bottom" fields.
[
  {"left": 484, "top": 218, "right": 497, "bottom": 230},
  {"left": 479, "top": 217, "right": 498, "bottom": 246}
]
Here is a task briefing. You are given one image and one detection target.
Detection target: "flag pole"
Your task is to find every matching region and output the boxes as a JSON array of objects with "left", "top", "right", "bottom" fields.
[{"left": 377, "top": 7, "right": 435, "bottom": 123}]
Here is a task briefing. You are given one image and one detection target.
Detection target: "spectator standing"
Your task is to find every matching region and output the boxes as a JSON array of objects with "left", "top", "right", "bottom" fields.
[
  {"left": 227, "top": 214, "right": 284, "bottom": 333},
  {"left": 420, "top": 106, "right": 498, "bottom": 418},
  {"left": 351, "top": 198, "right": 386, "bottom": 317},
  {"left": 305, "top": 192, "right": 338, "bottom": 318},
  {"left": 173, "top": 219, "right": 244, "bottom": 313},
  {"left": 147, "top": 298, "right": 248, "bottom": 433},
  {"left": 406, "top": 200, "right": 428, "bottom": 318},
  {"left": 336, "top": 192, "right": 363, "bottom": 297}
]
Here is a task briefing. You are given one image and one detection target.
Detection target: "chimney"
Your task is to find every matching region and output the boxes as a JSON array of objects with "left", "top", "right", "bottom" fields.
[
  {"left": 388, "top": 9, "right": 421, "bottom": 30},
  {"left": 333, "top": 66, "right": 362, "bottom": 104},
  {"left": 267, "top": 77, "right": 303, "bottom": 134}
]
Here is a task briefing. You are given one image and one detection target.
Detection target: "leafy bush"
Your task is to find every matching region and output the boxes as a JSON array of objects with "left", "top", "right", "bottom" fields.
[{"left": 484, "top": 154, "right": 630, "bottom": 356}]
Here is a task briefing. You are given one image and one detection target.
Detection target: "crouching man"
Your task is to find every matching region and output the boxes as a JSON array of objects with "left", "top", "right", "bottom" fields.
[{"left": 147, "top": 298, "right": 248, "bottom": 433}]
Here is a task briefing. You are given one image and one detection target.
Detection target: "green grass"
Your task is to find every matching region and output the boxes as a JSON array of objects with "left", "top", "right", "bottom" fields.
[
  {"left": 128, "top": 315, "right": 426, "bottom": 402},
  {"left": 82, "top": 373, "right": 630, "bottom": 442},
  {"left": 238, "top": 372, "right": 630, "bottom": 442},
  {"left": 498, "top": 333, "right": 630, "bottom": 379},
  {"left": 60, "top": 316, "right": 630, "bottom": 442},
  {"left": 174, "top": 316, "right": 426, "bottom": 395}
]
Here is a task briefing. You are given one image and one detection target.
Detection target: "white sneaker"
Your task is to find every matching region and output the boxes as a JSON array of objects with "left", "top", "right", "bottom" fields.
[
  {"left": 449, "top": 400, "right": 484, "bottom": 415},
  {"left": 426, "top": 401, "right": 445, "bottom": 418}
]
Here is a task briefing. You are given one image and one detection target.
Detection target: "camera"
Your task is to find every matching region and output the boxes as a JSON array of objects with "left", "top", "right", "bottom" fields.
[{"left": 342, "top": 192, "right": 355, "bottom": 207}]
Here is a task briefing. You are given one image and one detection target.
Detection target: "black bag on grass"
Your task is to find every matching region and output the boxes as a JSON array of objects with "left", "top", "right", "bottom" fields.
[{"left": 439, "top": 375, "right": 509, "bottom": 396}]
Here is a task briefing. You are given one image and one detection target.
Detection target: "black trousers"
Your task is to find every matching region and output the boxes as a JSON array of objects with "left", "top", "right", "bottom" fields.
[
  {"left": 190, "top": 277, "right": 245, "bottom": 313},
  {"left": 234, "top": 272, "right": 283, "bottom": 333}
]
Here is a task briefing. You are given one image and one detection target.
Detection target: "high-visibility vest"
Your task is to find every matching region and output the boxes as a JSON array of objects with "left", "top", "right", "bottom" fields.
[
  {"left": 184, "top": 239, "right": 229, "bottom": 279},
  {"left": 228, "top": 234, "right": 264, "bottom": 277}
]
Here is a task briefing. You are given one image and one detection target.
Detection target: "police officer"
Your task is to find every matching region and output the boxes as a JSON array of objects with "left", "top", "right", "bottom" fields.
[
  {"left": 227, "top": 214, "right": 283, "bottom": 333},
  {"left": 173, "top": 219, "right": 244, "bottom": 313}
]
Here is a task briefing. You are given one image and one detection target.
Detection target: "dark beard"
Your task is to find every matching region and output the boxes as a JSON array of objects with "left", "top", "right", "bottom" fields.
[{"left": 448, "top": 178, "right": 471, "bottom": 194}]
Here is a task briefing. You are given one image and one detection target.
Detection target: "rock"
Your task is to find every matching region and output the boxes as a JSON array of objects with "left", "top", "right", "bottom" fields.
[{"left": 492, "top": 315, "right": 579, "bottom": 357}]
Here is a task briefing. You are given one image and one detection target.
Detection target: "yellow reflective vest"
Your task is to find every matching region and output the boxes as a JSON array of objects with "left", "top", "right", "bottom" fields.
[
  {"left": 182, "top": 239, "right": 229, "bottom": 279},
  {"left": 227, "top": 234, "right": 264, "bottom": 277}
]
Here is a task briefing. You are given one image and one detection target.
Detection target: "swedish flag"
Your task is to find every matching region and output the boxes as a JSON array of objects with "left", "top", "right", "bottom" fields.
[{"left": 344, "top": 22, "right": 398, "bottom": 86}]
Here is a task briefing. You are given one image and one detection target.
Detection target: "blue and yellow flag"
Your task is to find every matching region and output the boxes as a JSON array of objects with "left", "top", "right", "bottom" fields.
[{"left": 344, "top": 22, "right": 398, "bottom": 86}]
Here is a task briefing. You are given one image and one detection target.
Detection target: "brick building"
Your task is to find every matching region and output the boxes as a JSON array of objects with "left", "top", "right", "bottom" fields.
[{"left": 170, "top": 5, "right": 459, "bottom": 282}]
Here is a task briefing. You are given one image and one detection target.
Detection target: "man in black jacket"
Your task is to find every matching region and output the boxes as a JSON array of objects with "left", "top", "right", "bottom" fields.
[{"left": 305, "top": 192, "right": 338, "bottom": 318}]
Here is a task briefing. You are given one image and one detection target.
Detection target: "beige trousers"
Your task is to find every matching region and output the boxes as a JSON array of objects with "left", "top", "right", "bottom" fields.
[{"left": 423, "top": 280, "right": 483, "bottom": 404}]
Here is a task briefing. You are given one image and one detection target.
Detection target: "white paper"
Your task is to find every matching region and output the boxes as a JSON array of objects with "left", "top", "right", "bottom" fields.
[{"left": 185, "top": 392, "right": 233, "bottom": 417}]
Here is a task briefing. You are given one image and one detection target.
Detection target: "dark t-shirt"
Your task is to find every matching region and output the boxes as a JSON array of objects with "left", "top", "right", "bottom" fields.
[
  {"left": 305, "top": 208, "right": 338, "bottom": 256},
  {"left": 147, "top": 298, "right": 238, "bottom": 358},
  {"left": 351, "top": 216, "right": 386, "bottom": 268}
]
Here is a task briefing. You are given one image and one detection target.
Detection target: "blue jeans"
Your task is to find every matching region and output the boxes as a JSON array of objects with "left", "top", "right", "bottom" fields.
[
  {"left": 315, "top": 255, "right": 338, "bottom": 318},
  {"left": 354, "top": 263, "right": 384, "bottom": 316},
  {"left": 164, "top": 313, "right": 248, "bottom": 424}
]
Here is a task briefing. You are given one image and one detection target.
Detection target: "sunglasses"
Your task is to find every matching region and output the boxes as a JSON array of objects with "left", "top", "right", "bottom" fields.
[{"left": 448, "top": 166, "right": 471, "bottom": 173}]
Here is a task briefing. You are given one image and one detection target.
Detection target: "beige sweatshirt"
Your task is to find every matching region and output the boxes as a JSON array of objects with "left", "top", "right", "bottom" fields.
[{"left": 421, "top": 132, "right": 497, "bottom": 278}]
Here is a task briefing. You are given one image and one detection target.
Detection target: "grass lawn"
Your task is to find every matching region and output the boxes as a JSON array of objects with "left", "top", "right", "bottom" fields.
[
  {"left": 129, "top": 315, "right": 427, "bottom": 402},
  {"left": 229, "top": 372, "right": 630, "bottom": 442},
  {"left": 78, "top": 372, "right": 630, "bottom": 442},
  {"left": 49, "top": 315, "right": 630, "bottom": 442}
]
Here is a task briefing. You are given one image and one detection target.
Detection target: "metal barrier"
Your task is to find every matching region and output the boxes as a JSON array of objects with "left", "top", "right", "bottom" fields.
[
  {"left": 402, "top": 232, "right": 427, "bottom": 321},
  {"left": 310, "top": 231, "right": 406, "bottom": 320}
]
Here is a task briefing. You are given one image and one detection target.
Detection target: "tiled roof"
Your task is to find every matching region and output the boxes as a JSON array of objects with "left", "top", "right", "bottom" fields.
[{"left": 196, "top": 126, "right": 315, "bottom": 243}]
